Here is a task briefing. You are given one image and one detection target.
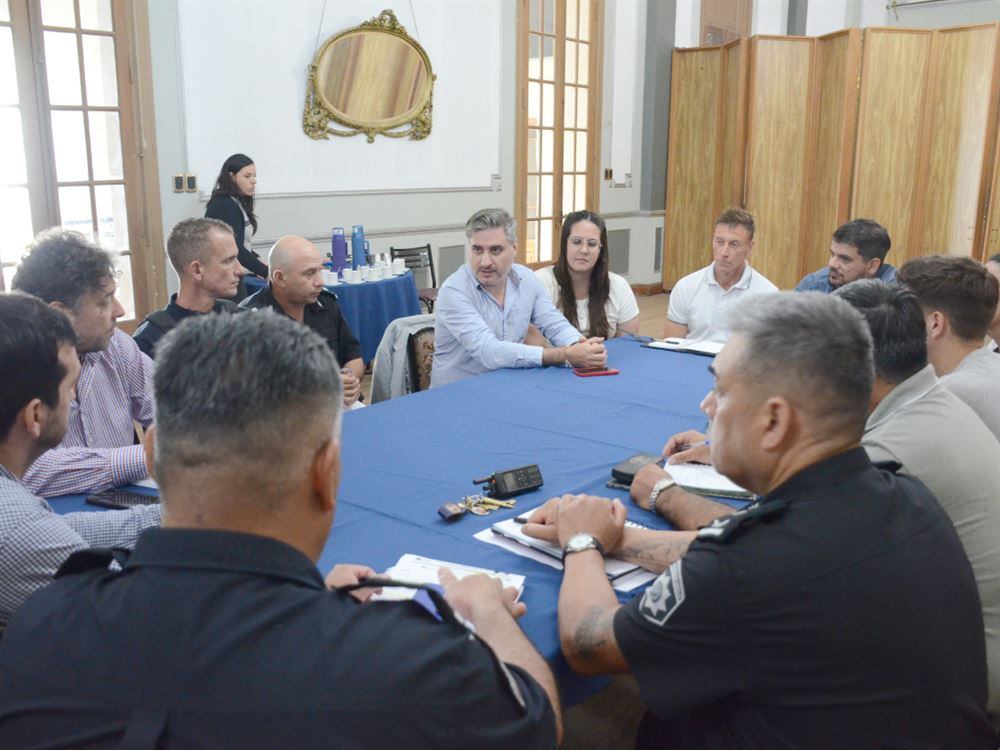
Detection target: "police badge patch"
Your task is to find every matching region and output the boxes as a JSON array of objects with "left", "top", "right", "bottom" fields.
[{"left": 639, "top": 559, "right": 686, "bottom": 626}]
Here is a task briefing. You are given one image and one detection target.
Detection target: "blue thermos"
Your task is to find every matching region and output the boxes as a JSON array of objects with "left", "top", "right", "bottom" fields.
[
  {"left": 330, "top": 227, "right": 348, "bottom": 272},
  {"left": 351, "top": 225, "right": 370, "bottom": 269}
]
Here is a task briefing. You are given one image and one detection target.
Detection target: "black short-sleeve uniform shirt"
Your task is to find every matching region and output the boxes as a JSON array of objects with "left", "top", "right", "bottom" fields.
[
  {"left": 133, "top": 294, "right": 241, "bottom": 357},
  {"left": 614, "top": 448, "right": 994, "bottom": 749},
  {"left": 240, "top": 285, "right": 362, "bottom": 367},
  {"left": 0, "top": 529, "right": 556, "bottom": 748}
]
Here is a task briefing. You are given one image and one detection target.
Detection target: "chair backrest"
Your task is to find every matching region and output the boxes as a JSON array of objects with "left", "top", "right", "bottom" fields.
[
  {"left": 390, "top": 244, "right": 436, "bottom": 288},
  {"left": 407, "top": 326, "right": 435, "bottom": 393},
  {"left": 370, "top": 314, "right": 436, "bottom": 403}
]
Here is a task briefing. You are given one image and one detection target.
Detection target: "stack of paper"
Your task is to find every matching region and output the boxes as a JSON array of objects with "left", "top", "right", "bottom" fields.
[
  {"left": 475, "top": 509, "right": 658, "bottom": 593},
  {"left": 666, "top": 463, "right": 753, "bottom": 499},
  {"left": 645, "top": 338, "right": 724, "bottom": 356},
  {"left": 374, "top": 554, "right": 525, "bottom": 602}
]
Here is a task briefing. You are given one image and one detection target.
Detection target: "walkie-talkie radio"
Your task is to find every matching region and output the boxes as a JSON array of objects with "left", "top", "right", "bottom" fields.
[{"left": 473, "top": 464, "right": 543, "bottom": 499}]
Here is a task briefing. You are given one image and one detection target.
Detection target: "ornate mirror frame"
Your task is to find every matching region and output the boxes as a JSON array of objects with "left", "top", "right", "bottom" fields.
[{"left": 303, "top": 10, "right": 436, "bottom": 143}]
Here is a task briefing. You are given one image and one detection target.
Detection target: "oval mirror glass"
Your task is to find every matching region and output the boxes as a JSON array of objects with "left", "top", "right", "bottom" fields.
[
  {"left": 303, "top": 10, "right": 435, "bottom": 142},
  {"left": 317, "top": 31, "right": 430, "bottom": 124}
]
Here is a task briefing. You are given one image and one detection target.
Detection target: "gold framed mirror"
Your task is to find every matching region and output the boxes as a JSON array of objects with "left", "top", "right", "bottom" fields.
[{"left": 303, "top": 10, "right": 436, "bottom": 143}]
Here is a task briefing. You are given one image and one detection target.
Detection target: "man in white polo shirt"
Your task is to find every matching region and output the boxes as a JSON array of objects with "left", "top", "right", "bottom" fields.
[{"left": 664, "top": 208, "right": 778, "bottom": 343}]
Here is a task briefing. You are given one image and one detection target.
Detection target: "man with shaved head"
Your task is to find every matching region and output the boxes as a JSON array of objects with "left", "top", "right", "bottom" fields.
[{"left": 241, "top": 235, "right": 364, "bottom": 407}]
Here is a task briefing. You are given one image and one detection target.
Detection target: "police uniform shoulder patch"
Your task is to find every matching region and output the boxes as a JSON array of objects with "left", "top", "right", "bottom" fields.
[
  {"left": 696, "top": 509, "right": 747, "bottom": 541},
  {"left": 696, "top": 499, "right": 789, "bottom": 543},
  {"left": 639, "top": 559, "right": 686, "bottom": 627}
]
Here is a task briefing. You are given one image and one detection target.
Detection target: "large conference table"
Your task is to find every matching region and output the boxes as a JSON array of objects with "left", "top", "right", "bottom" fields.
[{"left": 53, "top": 338, "right": 728, "bottom": 705}]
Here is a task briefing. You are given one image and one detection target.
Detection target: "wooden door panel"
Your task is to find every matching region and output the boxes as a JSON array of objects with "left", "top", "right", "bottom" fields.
[
  {"left": 745, "top": 36, "right": 814, "bottom": 290},
  {"left": 804, "top": 29, "right": 861, "bottom": 276},
  {"left": 663, "top": 47, "right": 723, "bottom": 288},
  {"left": 916, "top": 23, "right": 1000, "bottom": 257},
  {"left": 852, "top": 29, "right": 934, "bottom": 262}
]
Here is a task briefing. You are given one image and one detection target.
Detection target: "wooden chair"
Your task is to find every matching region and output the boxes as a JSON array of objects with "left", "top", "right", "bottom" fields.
[
  {"left": 390, "top": 244, "right": 437, "bottom": 312},
  {"left": 406, "top": 326, "right": 435, "bottom": 393}
]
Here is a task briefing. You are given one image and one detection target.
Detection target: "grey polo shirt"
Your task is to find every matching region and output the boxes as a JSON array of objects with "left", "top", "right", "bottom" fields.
[
  {"left": 941, "top": 345, "right": 1000, "bottom": 442},
  {"left": 863, "top": 364, "right": 1000, "bottom": 712}
]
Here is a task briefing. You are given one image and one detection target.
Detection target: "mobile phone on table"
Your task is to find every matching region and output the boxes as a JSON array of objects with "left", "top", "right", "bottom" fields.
[
  {"left": 85, "top": 488, "right": 160, "bottom": 510},
  {"left": 573, "top": 367, "right": 619, "bottom": 377}
]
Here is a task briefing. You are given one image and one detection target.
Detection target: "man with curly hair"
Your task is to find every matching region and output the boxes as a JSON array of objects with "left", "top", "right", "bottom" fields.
[{"left": 12, "top": 230, "right": 153, "bottom": 497}]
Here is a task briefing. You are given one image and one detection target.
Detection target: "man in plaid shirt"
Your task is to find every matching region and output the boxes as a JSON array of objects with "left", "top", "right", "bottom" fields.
[
  {"left": 12, "top": 230, "right": 153, "bottom": 497},
  {"left": 0, "top": 293, "right": 160, "bottom": 629}
]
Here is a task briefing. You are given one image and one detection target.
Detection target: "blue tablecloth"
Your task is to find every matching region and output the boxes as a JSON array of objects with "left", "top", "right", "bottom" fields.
[
  {"left": 244, "top": 273, "right": 421, "bottom": 362},
  {"left": 51, "top": 338, "right": 726, "bottom": 705}
]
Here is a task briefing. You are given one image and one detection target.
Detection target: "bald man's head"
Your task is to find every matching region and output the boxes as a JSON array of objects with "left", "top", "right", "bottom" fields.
[
  {"left": 268, "top": 235, "right": 326, "bottom": 307},
  {"left": 268, "top": 235, "right": 320, "bottom": 273}
]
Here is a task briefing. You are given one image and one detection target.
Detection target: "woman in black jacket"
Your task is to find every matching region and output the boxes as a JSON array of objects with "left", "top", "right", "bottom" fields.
[{"left": 205, "top": 153, "right": 266, "bottom": 300}]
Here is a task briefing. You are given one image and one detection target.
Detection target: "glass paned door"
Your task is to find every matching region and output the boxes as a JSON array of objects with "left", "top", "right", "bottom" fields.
[
  {"left": 0, "top": 2, "right": 34, "bottom": 289},
  {"left": 0, "top": 0, "right": 152, "bottom": 324},
  {"left": 520, "top": 0, "right": 599, "bottom": 265},
  {"left": 41, "top": 0, "right": 133, "bottom": 318}
]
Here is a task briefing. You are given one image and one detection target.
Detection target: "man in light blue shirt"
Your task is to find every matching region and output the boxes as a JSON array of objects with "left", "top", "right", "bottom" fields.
[
  {"left": 432, "top": 208, "right": 607, "bottom": 387},
  {"left": 795, "top": 219, "right": 896, "bottom": 293}
]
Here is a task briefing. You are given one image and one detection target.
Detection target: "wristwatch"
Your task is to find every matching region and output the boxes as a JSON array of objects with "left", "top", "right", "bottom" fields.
[
  {"left": 562, "top": 533, "right": 605, "bottom": 561},
  {"left": 648, "top": 477, "right": 676, "bottom": 516}
]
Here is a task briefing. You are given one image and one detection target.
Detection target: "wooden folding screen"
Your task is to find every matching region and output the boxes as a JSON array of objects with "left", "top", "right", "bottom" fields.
[
  {"left": 913, "top": 24, "right": 1000, "bottom": 259},
  {"left": 663, "top": 40, "right": 747, "bottom": 287},
  {"left": 716, "top": 39, "right": 748, "bottom": 212},
  {"left": 663, "top": 23, "right": 1000, "bottom": 289},
  {"left": 663, "top": 46, "right": 724, "bottom": 287},
  {"left": 854, "top": 24, "right": 1000, "bottom": 263},
  {"left": 851, "top": 29, "right": 934, "bottom": 262},
  {"left": 987, "top": 125, "right": 1000, "bottom": 260},
  {"left": 744, "top": 36, "right": 815, "bottom": 290},
  {"left": 803, "top": 29, "right": 861, "bottom": 274}
]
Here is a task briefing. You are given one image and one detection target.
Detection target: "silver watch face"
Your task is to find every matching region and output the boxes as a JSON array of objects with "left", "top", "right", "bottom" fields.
[{"left": 566, "top": 533, "right": 596, "bottom": 552}]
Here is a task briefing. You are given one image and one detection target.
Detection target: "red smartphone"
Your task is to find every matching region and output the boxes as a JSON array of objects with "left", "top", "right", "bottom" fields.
[{"left": 573, "top": 367, "right": 620, "bottom": 377}]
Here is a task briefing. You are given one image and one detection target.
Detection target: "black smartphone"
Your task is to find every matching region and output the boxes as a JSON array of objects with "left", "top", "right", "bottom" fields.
[{"left": 85, "top": 488, "right": 160, "bottom": 510}]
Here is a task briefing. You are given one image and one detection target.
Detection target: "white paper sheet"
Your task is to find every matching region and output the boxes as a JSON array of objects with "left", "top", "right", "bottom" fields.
[
  {"left": 647, "top": 338, "right": 724, "bottom": 356},
  {"left": 374, "top": 554, "right": 525, "bottom": 602},
  {"left": 473, "top": 527, "right": 656, "bottom": 593},
  {"left": 666, "top": 463, "right": 753, "bottom": 498}
]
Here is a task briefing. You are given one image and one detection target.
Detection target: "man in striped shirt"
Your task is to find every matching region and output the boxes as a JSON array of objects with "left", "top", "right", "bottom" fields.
[
  {"left": 0, "top": 293, "right": 160, "bottom": 629},
  {"left": 12, "top": 230, "right": 153, "bottom": 497}
]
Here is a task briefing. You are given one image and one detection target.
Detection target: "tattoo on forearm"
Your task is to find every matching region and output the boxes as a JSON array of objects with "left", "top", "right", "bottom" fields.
[
  {"left": 574, "top": 606, "right": 612, "bottom": 661},
  {"left": 617, "top": 536, "right": 692, "bottom": 573}
]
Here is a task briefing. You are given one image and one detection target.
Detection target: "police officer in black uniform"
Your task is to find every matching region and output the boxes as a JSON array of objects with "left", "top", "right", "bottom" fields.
[
  {"left": 0, "top": 313, "right": 560, "bottom": 748},
  {"left": 241, "top": 234, "right": 365, "bottom": 408},
  {"left": 133, "top": 218, "right": 243, "bottom": 358},
  {"left": 523, "top": 292, "right": 994, "bottom": 749}
]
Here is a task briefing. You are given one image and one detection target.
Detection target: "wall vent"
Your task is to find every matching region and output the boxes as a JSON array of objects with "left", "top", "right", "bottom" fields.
[{"left": 607, "top": 229, "right": 630, "bottom": 275}]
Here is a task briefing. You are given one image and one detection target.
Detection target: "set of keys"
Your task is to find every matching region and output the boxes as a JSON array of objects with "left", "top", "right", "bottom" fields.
[{"left": 438, "top": 494, "right": 516, "bottom": 522}]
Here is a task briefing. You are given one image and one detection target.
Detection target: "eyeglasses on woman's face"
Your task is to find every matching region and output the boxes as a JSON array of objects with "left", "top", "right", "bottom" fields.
[{"left": 568, "top": 237, "right": 601, "bottom": 250}]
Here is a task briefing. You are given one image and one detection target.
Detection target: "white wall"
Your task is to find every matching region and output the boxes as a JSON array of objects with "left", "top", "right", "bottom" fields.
[
  {"left": 149, "top": 0, "right": 514, "bottom": 293},
  {"left": 867, "top": 0, "right": 1000, "bottom": 27},
  {"left": 806, "top": 0, "right": 850, "bottom": 35},
  {"left": 176, "top": 0, "right": 500, "bottom": 194},
  {"left": 601, "top": 0, "right": 663, "bottom": 283},
  {"left": 675, "top": 0, "right": 701, "bottom": 47},
  {"left": 149, "top": 0, "right": 665, "bottom": 291},
  {"left": 806, "top": 0, "right": 1000, "bottom": 35},
  {"left": 753, "top": 0, "right": 789, "bottom": 34}
]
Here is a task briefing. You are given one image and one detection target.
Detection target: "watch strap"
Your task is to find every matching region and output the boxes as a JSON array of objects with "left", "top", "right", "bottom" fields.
[{"left": 649, "top": 477, "right": 675, "bottom": 516}]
